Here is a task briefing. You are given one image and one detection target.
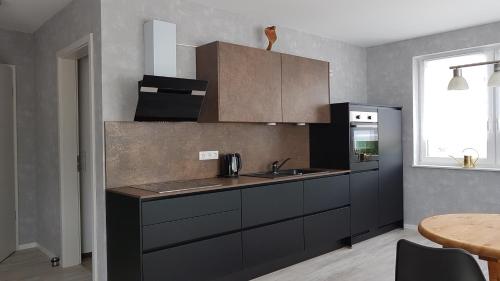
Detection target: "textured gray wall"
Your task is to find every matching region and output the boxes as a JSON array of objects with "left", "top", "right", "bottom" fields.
[
  {"left": 101, "top": 0, "right": 367, "bottom": 121},
  {"left": 33, "top": 1, "right": 104, "bottom": 277},
  {"left": 0, "top": 28, "right": 37, "bottom": 244},
  {"left": 367, "top": 22, "right": 500, "bottom": 226}
]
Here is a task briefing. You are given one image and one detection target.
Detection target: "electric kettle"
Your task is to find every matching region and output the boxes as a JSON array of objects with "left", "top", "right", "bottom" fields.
[{"left": 220, "top": 153, "right": 242, "bottom": 177}]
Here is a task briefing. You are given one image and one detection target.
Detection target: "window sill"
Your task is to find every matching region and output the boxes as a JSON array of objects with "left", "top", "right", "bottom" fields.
[{"left": 413, "top": 164, "right": 500, "bottom": 173}]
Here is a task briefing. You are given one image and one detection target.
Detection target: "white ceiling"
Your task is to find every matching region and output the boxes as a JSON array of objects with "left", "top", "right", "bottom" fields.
[
  {"left": 189, "top": 0, "right": 500, "bottom": 47},
  {"left": 0, "top": 0, "right": 73, "bottom": 33}
]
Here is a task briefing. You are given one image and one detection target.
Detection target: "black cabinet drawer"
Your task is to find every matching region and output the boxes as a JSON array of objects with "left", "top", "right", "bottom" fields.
[
  {"left": 143, "top": 209, "right": 241, "bottom": 251},
  {"left": 242, "top": 182, "right": 303, "bottom": 228},
  {"left": 304, "top": 207, "right": 350, "bottom": 250},
  {"left": 304, "top": 175, "right": 349, "bottom": 214},
  {"left": 143, "top": 233, "right": 242, "bottom": 281},
  {"left": 243, "top": 218, "right": 304, "bottom": 268},
  {"left": 142, "top": 190, "right": 240, "bottom": 225}
]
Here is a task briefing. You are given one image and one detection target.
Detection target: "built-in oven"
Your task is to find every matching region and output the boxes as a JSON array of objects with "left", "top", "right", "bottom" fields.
[{"left": 350, "top": 110, "right": 379, "bottom": 170}]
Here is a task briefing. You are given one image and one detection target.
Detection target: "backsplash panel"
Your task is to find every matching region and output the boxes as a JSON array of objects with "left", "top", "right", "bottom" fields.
[{"left": 105, "top": 122, "right": 309, "bottom": 188}]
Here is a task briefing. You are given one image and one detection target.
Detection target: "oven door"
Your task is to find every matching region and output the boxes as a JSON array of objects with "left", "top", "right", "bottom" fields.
[{"left": 350, "top": 123, "right": 379, "bottom": 163}]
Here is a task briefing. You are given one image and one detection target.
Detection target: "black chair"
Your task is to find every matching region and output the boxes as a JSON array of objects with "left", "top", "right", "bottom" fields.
[{"left": 396, "top": 239, "right": 486, "bottom": 281}]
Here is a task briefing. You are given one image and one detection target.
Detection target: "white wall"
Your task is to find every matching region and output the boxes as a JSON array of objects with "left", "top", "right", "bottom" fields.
[
  {"left": 0, "top": 28, "right": 37, "bottom": 245},
  {"left": 32, "top": 0, "right": 105, "bottom": 278},
  {"left": 367, "top": 21, "right": 500, "bottom": 226}
]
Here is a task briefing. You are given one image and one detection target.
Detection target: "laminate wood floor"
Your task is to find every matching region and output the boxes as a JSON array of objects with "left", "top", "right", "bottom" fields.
[
  {"left": 0, "top": 229, "right": 488, "bottom": 281},
  {"left": 0, "top": 248, "right": 91, "bottom": 281},
  {"left": 253, "top": 229, "right": 489, "bottom": 281}
]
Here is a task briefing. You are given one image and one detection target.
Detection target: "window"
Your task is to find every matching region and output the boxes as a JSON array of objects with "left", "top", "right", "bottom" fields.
[{"left": 414, "top": 45, "right": 500, "bottom": 168}]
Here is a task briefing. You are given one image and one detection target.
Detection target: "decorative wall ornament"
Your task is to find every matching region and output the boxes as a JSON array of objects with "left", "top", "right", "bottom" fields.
[{"left": 265, "top": 26, "right": 277, "bottom": 51}]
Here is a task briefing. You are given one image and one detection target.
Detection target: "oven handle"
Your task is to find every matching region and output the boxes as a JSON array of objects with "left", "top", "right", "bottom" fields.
[{"left": 351, "top": 124, "right": 378, "bottom": 128}]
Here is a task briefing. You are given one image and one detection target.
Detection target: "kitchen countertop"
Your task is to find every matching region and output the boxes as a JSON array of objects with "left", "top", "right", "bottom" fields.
[{"left": 107, "top": 169, "right": 350, "bottom": 199}]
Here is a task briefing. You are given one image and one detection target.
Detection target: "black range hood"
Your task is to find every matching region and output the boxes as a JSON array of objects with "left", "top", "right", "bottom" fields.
[{"left": 134, "top": 75, "right": 208, "bottom": 122}]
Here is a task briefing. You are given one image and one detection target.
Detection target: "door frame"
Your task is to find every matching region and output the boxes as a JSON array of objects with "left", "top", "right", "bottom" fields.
[
  {"left": 1, "top": 64, "right": 19, "bottom": 251},
  {"left": 56, "top": 33, "right": 97, "bottom": 275}
]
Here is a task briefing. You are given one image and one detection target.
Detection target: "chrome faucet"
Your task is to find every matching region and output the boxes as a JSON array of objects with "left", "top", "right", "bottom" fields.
[{"left": 271, "top": 158, "right": 292, "bottom": 174}]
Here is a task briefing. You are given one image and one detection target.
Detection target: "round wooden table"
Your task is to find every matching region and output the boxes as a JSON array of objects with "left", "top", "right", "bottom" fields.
[{"left": 419, "top": 214, "right": 500, "bottom": 281}]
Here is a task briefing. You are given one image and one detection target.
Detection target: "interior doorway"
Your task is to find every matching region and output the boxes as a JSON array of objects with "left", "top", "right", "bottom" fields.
[
  {"left": 57, "top": 34, "right": 97, "bottom": 279},
  {"left": 0, "top": 64, "right": 17, "bottom": 263},
  {"left": 78, "top": 55, "right": 93, "bottom": 264}
]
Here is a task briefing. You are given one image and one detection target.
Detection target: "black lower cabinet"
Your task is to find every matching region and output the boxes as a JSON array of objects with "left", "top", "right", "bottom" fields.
[
  {"left": 242, "top": 181, "right": 303, "bottom": 228},
  {"left": 305, "top": 207, "right": 350, "bottom": 254},
  {"left": 107, "top": 175, "right": 355, "bottom": 281},
  {"left": 142, "top": 209, "right": 241, "bottom": 251},
  {"left": 350, "top": 171, "right": 379, "bottom": 237},
  {"left": 143, "top": 233, "right": 242, "bottom": 281},
  {"left": 243, "top": 218, "right": 304, "bottom": 268}
]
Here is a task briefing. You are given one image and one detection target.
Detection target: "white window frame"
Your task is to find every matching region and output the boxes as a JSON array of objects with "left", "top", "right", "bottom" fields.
[{"left": 413, "top": 44, "right": 500, "bottom": 169}]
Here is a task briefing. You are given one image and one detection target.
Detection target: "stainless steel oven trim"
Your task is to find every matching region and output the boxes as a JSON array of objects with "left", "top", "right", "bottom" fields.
[
  {"left": 349, "top": 111, "right": 378, "bottom": 123},
  {"left": 350, "top": 124, "right": 378, "bottom": 128}
]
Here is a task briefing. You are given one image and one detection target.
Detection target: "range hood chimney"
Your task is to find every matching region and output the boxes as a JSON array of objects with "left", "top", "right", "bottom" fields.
[{"left": 144, "top": 20, "right": 176, "bottom": 77}]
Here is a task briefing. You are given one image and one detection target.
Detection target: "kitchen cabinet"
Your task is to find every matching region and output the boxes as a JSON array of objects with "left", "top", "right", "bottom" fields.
[
  {"left": 143, "top": 233, "right": 242, "bottom": 281},
  {"left": 196, "top": 41, "right": 331, "bottom": 124},
  {"left": 197, "top": 41, "right": 283, "bottom": 123},
  {"left": 106, "top": 174, "right": 351, "bottom": 281},
  {"left": 243, "top": 218, "right": 304, "bottom": 268},
  {"left": 142, "top": 190, "right": 241, "bottom": 250},
  {"left": 309, "top": 103, "right": 404, "bottom": 243},
  {"left": 378, "top": 107, "right": 403, "bottom": 227},
  {"left": 304, "top": 207, "right": 350, "bottom": 252},
  {"left": 242, "top": 181, "right": 303, "bottom": 228},
  {"left": 281, "top": 54, "right": 330, "bottom": 123},
  {"left": 350, "top": 170, "right": 379, "bottom": 236},
  {"left": 303, "top": 175, "right": 349, "bottom": 214}
]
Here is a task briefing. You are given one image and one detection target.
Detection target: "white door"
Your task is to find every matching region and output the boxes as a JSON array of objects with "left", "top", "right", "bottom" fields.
[
  {"left": 78, "top": 56, "right": 93, "bottom": 255},
  {"left": 0, "top": 65, "right": 16, "bottom": 262}
]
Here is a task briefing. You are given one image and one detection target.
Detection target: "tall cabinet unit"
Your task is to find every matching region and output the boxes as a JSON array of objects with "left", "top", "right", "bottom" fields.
[
  {"left": 310, "top": 103, "right": 403, "bottom": 244},
  {"left": 378, "top": 107, "right": 403, "bottom": 227}
]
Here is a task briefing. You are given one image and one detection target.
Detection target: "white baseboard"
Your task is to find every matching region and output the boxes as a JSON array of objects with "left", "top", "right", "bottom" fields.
[
  {"left": 17, "top": 242, "right": 57, "bottom": 258},
  {"left": 17, "top": 242, "right": 37, "bottom": 250},
  {"left": 404, "top": 224, "right": 418, "bottom": 230},
  {"left": 37, "top": 243, "right": 56, "bottom": 259}
]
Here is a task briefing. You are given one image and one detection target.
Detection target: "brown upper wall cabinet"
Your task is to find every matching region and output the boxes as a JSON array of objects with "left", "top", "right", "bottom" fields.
[
  {"left": 281, "top": 54, "right": 331, "bottom": 123},
  {"left": 196, "top": 41, "right": 331, "bottom": 123},
  {"left": 197, "top": 42, "right": 283, "bottom": 123}
]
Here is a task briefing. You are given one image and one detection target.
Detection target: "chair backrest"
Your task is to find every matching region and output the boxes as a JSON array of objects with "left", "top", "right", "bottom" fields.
[{"left": 396, "top": 239, "right": 486, "bottom": 281}]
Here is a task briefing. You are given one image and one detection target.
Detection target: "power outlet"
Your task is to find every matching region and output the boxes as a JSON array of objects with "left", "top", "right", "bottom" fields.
[{"left": 199, "top": 151, "right": 219, "bottom": 161}]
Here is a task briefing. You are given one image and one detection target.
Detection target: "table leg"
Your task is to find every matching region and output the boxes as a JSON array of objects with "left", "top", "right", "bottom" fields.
[{"left": 487, "top": 260, "right": 500, "bottom": 281}]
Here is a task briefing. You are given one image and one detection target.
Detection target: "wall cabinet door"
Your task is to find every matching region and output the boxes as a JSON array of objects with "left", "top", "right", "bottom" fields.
[
  {"left": 281, "top": 54, "right": 330, "bottom": 123},
  {"left": 350, "top": 171, "right": 379, "bottom": 236},
  {"left": 197, "top": 42, "right": 283, "bottom": 123},
  {"left": 378, "top": 107, "right": 403, "bottom": 226},
  {"left": 197, "top": 42, "right": 331, "bottom": 124}
]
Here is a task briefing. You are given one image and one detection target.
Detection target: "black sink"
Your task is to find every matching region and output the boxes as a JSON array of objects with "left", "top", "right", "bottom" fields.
[{"left": 243, "top": 168, "right": 330, "bottom": 179}]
